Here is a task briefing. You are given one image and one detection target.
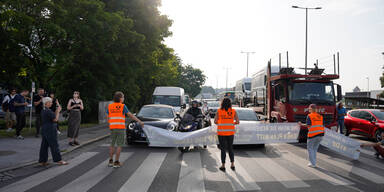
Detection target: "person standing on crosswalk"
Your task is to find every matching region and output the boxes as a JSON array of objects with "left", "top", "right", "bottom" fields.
[
  {"left": 299, "top": 104, "right": 325, "bottom": 168},
  {"left": 106, "top": 91, "right": 144, "bottom": 168},
  {"left": 214, "top": 97, "right": 239, "bottom": 172}
]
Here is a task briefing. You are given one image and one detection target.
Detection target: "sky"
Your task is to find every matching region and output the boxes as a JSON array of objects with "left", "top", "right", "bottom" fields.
[{"left": 159, "top": 0, "right": 384, "bottom": 93}]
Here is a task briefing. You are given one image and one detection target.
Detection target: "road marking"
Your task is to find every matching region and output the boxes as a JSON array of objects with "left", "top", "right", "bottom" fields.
[
  {"left": 0, "top": 152, "right": 98, "bottom": 192},
  {"left": 246, "top": 151, "right": 310, "bottom": 188},
  {"left": 99, "top": 143, "right": 110, "bottom": 147},
  {"left": 177, "top": 152, "right": 205, "bottom": 192},
  {"left": 118, "top": 153, "right": 167, "bottom": 192},
  {"left": 214, "top": 152, "right": 261, "bottom": 191},
  {"left": 278, "top": 150, "right": 352, "bottom": 185},
  {"left": 292, "top": 145, "right": 384, "bottom": 184},
  {"left": 359, "top": 148, "right": 375, "bottom": 156},
  {"left": 56, "top": 152, "right": 133, "bottom": 192}
]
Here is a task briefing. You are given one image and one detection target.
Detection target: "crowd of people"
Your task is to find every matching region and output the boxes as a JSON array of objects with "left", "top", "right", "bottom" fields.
[{"left": 1, "top": 88, "right": 85, "bottom": 166}]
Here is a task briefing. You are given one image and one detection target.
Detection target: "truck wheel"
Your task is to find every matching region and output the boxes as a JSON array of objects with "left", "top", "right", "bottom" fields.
[{"left": 374, "top": 129, "right": 382, "bottom": 142}]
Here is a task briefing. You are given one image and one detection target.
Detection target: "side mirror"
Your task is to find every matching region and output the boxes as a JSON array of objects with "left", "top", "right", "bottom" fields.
[
  {"left": 181, "top": 104, "right": 186, "bottom": 109},
  {"left": 337, "top": 84, "right": 342, "bottom": 102},
  {"left": 370, "top": 117, "right": 376, "bottom": 122}
]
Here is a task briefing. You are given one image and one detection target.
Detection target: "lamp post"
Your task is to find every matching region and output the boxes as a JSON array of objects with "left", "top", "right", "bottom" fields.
[
  {"left": 241, "top": 51, "right": 255, "bottom": 77},
  {"left": 292, "top": 5, "right": 322, "bottom": 75}
]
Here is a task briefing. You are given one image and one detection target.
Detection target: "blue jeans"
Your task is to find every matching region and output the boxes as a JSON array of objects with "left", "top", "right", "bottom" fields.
[
  {"left": 307, "top": 136, "right": 323, "bottom": 166},
  {"left": 338, "top": 119, "right": 345, "bottom": 134}
]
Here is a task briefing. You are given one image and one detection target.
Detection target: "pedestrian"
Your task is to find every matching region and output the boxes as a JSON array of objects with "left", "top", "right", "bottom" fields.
[
  {"left": 49, "top": 92, "right": 61, "bottom": 134},
  {"left": 33, "top": 88, "right": 45, "bottom": 137},
  {"left": 39, "top": 97, "right": 68, "bottom": 166},
  {"left": 106, "top": 91, "right": 144, "bottom": 168},
  {"left": 1, "top": 88, "right": 17, "bottom": 132},
  {"left": 214, "top": 97, "right": 239, "bottom": 172},
  {"left": 337, "top": 102, "right": 346, "bottom": 134},
  {"left": 299, "top": 104, "right": 325, "bottom": 168},
  {"left": 66, "top": 91, "right": 83, "bottom": 146},
  {"left": 13, "top": 90, "right": 30, "bottom": 139},
  {"left": 360, "top": 131, "right": 384, "bottom": 159}
]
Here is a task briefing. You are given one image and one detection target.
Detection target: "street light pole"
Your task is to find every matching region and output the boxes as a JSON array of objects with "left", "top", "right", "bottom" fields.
[
  {"left": 292, "top": 5, "right": 322, "bottom": 75},
  {"left": 241, "top": 51, "right": 255, "bottom": 77},
  {"left": 367, "top": 77, "right": 370, "bottom": 92}
]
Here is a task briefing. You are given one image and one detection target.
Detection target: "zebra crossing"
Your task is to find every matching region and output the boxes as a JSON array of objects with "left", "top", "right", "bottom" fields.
[{"left": 1, "top": 144, "right": 383, "bottom": 192}]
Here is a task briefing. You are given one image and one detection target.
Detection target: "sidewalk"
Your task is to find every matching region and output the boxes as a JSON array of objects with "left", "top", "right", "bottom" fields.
[{"left": 0, "top": 124, "right": 110, "bottom": 172}]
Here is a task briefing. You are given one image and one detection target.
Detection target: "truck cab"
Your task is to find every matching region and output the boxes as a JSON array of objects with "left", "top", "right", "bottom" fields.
[
  {"left": 235, "top": 77, "right": 252, "bottom": 107},
  {"left": 152, "top": 86, "right": 186, "bottom": 113}
]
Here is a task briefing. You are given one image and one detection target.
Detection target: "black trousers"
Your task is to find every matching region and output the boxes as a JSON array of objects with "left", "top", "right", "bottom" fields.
[
  {"left": 16, "top": 112, "right": 26, "bottom": 136},
  {"left": 218, "top": 135, "right": 235, "bottom": 164},
  {"left": 39, "top": 127, "right": 62, "bottom": 162}
]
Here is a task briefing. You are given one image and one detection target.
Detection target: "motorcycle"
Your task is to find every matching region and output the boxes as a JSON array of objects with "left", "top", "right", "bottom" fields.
[{"left": 177, "top": 113, "right": 207, "bottom": 152}]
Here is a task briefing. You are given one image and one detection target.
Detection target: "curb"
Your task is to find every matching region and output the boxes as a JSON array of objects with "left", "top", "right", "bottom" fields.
[{"left": 0, "top": 133, "right": 110, "bottom": 173}]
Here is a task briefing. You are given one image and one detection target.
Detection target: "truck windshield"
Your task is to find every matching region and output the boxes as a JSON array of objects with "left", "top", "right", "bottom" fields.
[
  {"left": 288, "top": 82, "right": 335, "bottom": 105},
  {"left": 244, "top": 83, "right": 251, "bottom": 91},
  {"left": 153, "top": 95, "right": 181, "bottom": 107}
]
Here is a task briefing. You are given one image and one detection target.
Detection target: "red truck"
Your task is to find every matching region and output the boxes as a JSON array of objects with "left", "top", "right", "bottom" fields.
[{"left": 250, "top": 53, "right": 342, "bottom": 141}]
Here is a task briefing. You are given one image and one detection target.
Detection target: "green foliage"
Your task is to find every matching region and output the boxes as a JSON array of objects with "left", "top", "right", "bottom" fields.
[
  {"left": 0, "top": 0, "right": 205, "bottom": 122},
  {"left": 201, "top": 86, "right": 216, "bottom": 94}
]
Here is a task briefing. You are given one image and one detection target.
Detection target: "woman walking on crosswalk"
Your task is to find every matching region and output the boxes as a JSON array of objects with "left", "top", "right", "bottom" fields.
[{"left": 214, "top": 97, "right": 239, "bottom": 172}]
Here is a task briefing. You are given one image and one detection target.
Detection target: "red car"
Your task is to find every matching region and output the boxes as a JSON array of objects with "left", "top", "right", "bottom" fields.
[{"left": 344, "top": 109, "right": 384, "bottom": 142}]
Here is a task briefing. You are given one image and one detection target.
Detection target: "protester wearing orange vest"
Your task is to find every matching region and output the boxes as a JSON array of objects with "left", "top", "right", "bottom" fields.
[
  {"left": 214, "top": 98, "right": 239, "bottom": 172},
  {"left": 299, "top": 104, "right": 325, "bottom": 168},
  {"left": 106, "top": 91, "right": 144, "bottom": 168}
]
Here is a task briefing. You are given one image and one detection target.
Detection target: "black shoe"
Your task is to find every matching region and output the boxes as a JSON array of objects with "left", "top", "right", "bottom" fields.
[
  {"left": 74, "top": 141, "right": 80, "bottom": 145},
  {"left": 35, "top": 135, "right": 39, "bottom": 138},
  {"left": 69, "top": 142, "right": 75, "bottom": 146},
  {"left": 230, "top": 166, "right": 235, "bottom": 171},
  {"left": 375, "top": 153, "right": 380, "bottom": 159},
  {"left": 219, "top": 167, "right": 226, "bottom": 172}
]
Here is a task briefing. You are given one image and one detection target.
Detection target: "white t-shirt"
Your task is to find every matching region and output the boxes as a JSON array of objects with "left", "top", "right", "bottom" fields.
[{"left": 2, "top": 94, "right": 16, "bottom": 104}]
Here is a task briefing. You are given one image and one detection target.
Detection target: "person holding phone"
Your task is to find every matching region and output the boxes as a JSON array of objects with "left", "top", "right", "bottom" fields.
[{"left": 66, "top": 91, "right": 84, "bottom": 146}]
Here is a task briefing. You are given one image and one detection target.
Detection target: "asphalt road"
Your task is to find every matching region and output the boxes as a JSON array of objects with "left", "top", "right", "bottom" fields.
[{"left": 0, "top": 136, "right": 383, "bottom": 192}]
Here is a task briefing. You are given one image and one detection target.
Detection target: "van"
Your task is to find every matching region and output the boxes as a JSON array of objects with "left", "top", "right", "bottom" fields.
[{"left": 152, "top": 86, "right": 186, "bottom": 113}]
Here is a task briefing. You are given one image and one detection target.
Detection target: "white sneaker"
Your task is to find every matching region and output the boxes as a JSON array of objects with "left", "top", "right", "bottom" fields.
[
  {"left": 307, "top": 163, "right": 316, "bottom": 168},
  {"left": 17, "top": 135, "right": 24, "bottom": 140},
  {"left": 6, "top": 128, "right": 13, "bottom": 132},
  {"left": 57, "top": 131, "right": 61, "bottom": 135}
]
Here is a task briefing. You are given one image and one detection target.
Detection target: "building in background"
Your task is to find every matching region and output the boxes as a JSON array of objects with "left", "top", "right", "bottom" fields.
[{"left": 345, "top": 89, "right": 384, "bottom": 109}]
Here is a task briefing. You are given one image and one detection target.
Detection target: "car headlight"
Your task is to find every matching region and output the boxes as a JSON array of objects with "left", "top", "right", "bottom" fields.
[
  {"left": 128, "top": 122, "right": 136, "bottom": 130},
  {"left": 167, "top": 123, "right": 177, "bottom": 131}
]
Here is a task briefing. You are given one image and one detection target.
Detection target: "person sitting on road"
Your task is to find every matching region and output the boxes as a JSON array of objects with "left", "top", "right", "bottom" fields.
[
  {"left": 185, "top": 100, "right": 203, "bottom": 128},
  {"left": 360, "top": 131, "right": 384, "bottom": 159}
]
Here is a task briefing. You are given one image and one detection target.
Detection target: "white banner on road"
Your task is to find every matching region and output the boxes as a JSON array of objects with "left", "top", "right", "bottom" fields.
[
  {"left": 320, "top": 128, "right": 361, "bottom": 160},
  {"left": 142, "top": 123, "right": 300, "bottom": 147}
]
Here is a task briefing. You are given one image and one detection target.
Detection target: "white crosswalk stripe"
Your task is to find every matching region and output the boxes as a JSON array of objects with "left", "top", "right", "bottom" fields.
[
  {"left": 118, "top": 153, "right": 167, "bottom": 192},
  {"left": 291, "top": 145, "right": 384, "bottom": 184},
  {"left": 214, "top": 152, "right": 261, "bottom": 191},
  {"left": 277, "top": 150, "right": 353, "bottom": 185},
  {"left": 0, "top": 152, "right": 98, "bottom": 192},
  {"left": 177, "top": 152, "right": 205, "bottom": 192},
  {"left": 246, "top": 151, "right": 310, "bottom": 188},
  {"left": 56, "top": 152, "right": 133, "bottom": 192}
]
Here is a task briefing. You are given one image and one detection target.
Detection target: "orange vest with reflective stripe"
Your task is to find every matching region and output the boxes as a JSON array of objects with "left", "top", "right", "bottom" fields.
[
  {"left": 217, "top": 108, "right": 236, "bottom": 136},
  {"left": 308, "top": 112, "right": 324, "bottom": 138},
  {"left": 108, "top": 103, "right": 126, "bottom": 130}
]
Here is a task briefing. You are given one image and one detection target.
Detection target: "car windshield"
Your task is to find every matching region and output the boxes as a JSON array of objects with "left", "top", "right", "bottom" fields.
[
  {"left": 236, "top": 109, "right": 258, "bottom": 121},
  {"left": 289, "top": 82, "right": 335, "bottom": 105},
  {"left": 208, "top": 101, "right": 220, "bottom": 107},
  {"left": 244, "top": 83, "right": 251, "bottom": 91},
  {"left": 153, "top": 95, "right": 180, "bottom": 107},
  {"left": 371, "top": 111, "right": 384, "bottom": 120},
  {"left": 138, "top": 107, "right": 174, "bottom": 119}
]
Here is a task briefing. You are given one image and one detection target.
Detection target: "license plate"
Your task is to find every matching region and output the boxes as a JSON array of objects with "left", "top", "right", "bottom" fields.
[{"left": 141, "top": 133, "right": 146, "bottom": 138}]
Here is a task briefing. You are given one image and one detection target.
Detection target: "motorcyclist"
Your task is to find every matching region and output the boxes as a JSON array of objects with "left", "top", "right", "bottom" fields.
[{"left": 185, "top": 100, "right": 203, "bottom": 129}]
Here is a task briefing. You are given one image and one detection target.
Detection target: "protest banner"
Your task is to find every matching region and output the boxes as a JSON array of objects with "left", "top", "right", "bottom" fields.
[
  {"left": 142, "top": 123, "right": 300, "bottom": 147},
  {"left": 320, "top": 128, "right": 361, "bottom": 160}
]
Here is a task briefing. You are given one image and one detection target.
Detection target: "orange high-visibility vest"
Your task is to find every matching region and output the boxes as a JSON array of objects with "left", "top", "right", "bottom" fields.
[
  {"left": 307, "top": 112, "right": 324, "bottom": 138},
  {"left": 108, "top": 103, "right": 126, "bottom": 130},
  {"left": 217, "top": 108, "right": 236, "bottom": 136}
]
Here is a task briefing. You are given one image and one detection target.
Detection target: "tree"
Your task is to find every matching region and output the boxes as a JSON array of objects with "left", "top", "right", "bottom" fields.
[
  {"left": 179, "top": 64, "right": 206, "bottom": 97},
  {"left": 201, "top": 86, "right": 216, "bottom": 94}
]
